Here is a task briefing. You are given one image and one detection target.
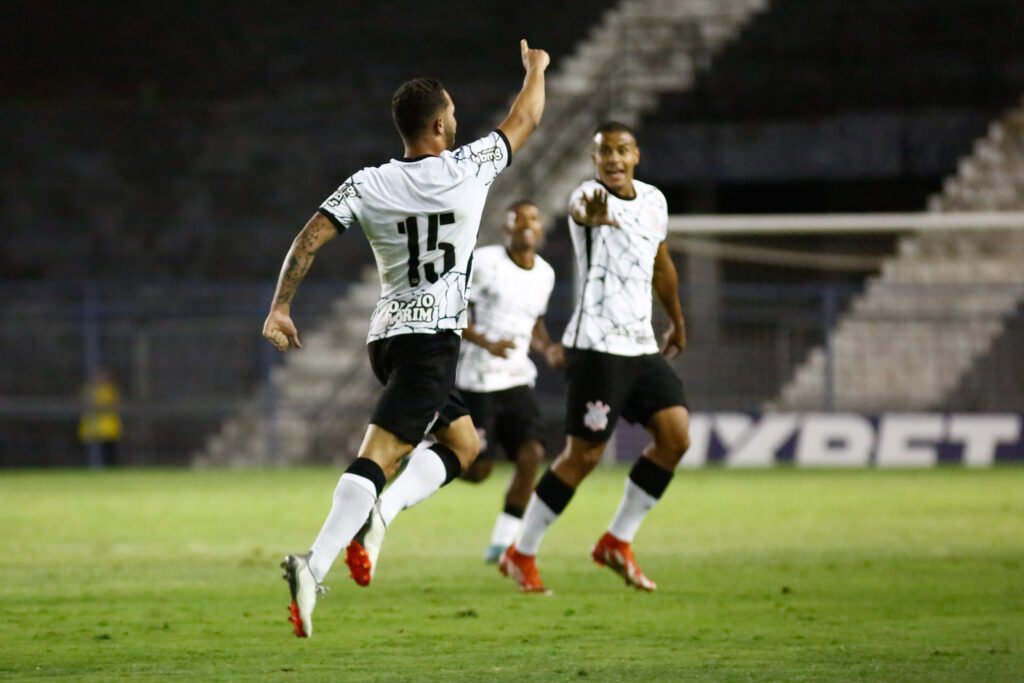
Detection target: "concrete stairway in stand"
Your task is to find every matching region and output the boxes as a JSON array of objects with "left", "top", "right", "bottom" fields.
[
  {"left": 194, "top": 283, "right": 380, "bottom": 466},
  {"left": 480, "top": 0, "right": 768, "bottom": 242}
]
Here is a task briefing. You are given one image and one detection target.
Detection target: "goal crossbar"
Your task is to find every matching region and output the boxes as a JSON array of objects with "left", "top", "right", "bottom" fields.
[{"left": 666, "top": 211, "right": 1024, "bottom": 236}]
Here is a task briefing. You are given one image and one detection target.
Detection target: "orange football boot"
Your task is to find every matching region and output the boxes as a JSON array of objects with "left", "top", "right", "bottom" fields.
[{"left": 591, "top": 532, "right": 657, "bottom": 591}]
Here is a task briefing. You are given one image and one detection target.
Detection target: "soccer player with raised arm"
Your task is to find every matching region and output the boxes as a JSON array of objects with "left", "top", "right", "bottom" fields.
[
  {"left": 263, "top": 40, "right": 549, "bottom": 637},
  {"left": 456, "top": 200, "right": 562, "bottom": 563},
  {"left": 499, "top": 121, "right": 690, "bottom": 593}
]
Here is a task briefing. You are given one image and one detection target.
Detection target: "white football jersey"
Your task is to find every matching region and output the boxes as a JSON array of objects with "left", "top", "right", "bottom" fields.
[
  {"left": 318, "top": 131, "right": 511, "bottom": 342},
  {"left": 561, "top": 178, "right": 668, "bottom": 356},
  {"left": 456, "top": 245, "right": 555, "bottom": 392}
]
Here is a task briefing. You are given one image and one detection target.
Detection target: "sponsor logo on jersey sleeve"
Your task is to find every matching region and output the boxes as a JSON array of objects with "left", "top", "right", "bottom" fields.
[
  {"left": 325, "top": 180, "right": 361, "bottom": 207},
  {"left": 470, "top": 146, "right": 504, "bottom": 164}
]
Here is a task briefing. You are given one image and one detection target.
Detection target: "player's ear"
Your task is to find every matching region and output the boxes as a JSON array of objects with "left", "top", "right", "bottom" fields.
[{"left": 633, "top": 146, "right": 641, "bottom": 166}]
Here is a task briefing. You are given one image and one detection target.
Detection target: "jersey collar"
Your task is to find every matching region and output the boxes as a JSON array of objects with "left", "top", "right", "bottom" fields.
[
  {"left": 597, "top": 179, "right": 637, "bottom": 201},
  {"left": 396, "top": 154, "right": 438, "bottom": 163}
]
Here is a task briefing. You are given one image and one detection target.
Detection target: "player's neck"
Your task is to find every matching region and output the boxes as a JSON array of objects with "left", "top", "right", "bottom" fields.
[
  {"left": 402, "top": 136, "right": 446, "bottom": 159},
  {"left": 506, "top": 246, "right": 536, "bottom": 270},
  {"left": 598, "top": 179, "right": 637, "bottom": 200}
]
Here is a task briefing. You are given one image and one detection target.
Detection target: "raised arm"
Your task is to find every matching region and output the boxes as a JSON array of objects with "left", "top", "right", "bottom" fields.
[
  {"left": 262, "top": 212, "right": 338, "bottom": 351},
  {"left": 497, "top": 39, "right": 550, "bottom": 154},
  {"left": 652, "top": 241, "right": 687, "bottom": 358}
]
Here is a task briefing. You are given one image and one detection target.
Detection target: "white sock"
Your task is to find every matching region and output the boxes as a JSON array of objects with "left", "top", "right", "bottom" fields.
[
  {"left": 379, "top": 444, "right": 449, "bottom": 527},
  {"left": 308, "top": 473, "right": 378, "bottom": 582},
  {"left": 513, "top": 493, "right": 558, "bottom": 556},
  {"left": 606, "top": 479, "right": 659, "bottom": 543},
  {"left": 489, "top": 512, "right": 523, "bottom": 548}
]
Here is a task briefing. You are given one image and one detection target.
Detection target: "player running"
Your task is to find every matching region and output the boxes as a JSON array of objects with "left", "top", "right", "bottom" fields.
[
  {"left": 455, "top": 200, "right": 562, "bottom": 563},
  {"left": 499, "top": 121, "right": 690, "bottom": 594},
  {"left": 264, "top": 40, "right": 550, "bottom": 637}
]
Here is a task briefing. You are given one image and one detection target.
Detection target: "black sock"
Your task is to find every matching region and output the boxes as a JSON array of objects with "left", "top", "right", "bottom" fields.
[
  {"left": 534, "top": 469, "right": 575, "bottom": 515},
  {"left": 628, "top": 456, "right": 673, "bottom": 500},
  {"left": 503, "top": 502, "right": 525, "bottom": 518},
  {"left": 429, "top": 443, "right": 462, "bottom": 485},
  {"left": 344, "top": 457, "right": 387, "bottom": 497}
]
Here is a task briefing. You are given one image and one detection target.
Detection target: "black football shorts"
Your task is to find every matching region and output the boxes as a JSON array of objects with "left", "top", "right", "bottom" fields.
[
  {"left": 564, "top": 347, "right": 687, "bottom": 443},
  {"left": 460, "top": 385, "right": 545, "bottom": 462},
  {"left": 367, "top": 331, "right": 470, "bottom": 445}
]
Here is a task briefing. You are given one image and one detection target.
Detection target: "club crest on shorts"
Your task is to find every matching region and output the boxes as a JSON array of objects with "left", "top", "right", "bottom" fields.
[
  {"left": 583, "top": 400, "right": 611, "bottom": 432},
  {"left": 476, "top": 427, "right": 488, "bottom": 452}
]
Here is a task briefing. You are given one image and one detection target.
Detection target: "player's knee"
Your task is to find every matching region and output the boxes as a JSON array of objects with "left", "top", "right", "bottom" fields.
[
  {"left": 461, "top": 458, "right": 493, "bottom": 483},
  {"left": 658, "top": 425, "right": 690, "bottom": 459},
  {"left": 450, "top": 429, "right": 482, "bottom": 469},
  {"left": 517, "top": 440, "right": 544, "bottom": 469},
  {"left": 570, "top": 444, "right": 605, "bottom": 471}
]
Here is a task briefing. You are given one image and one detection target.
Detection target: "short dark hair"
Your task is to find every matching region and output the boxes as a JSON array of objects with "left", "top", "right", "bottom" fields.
[
  {"left": 506, "top": 199, "right": 537, "bottom": 213},
  {"left": 594, "top": 120, "right": 635, "bottom": 137},
  {"left": 391, "top": 78, "right": 448, "bottom": 141}
]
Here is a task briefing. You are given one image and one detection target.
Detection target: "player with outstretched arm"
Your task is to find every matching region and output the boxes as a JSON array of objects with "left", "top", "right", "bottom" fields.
[
  {"left": 456, "top": 200, "right": 562, "bottom": 563},
  {"left": 263, "top": 40, "right": 549, "bottom": 637},
  {"left": 499, "top": 121, "right": 691, "bottom": 593}
]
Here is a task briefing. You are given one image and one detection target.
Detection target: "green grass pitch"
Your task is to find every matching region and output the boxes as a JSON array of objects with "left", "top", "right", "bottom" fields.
[{"left": 1, "top": 466, "right": 1022, "bottom": 681}]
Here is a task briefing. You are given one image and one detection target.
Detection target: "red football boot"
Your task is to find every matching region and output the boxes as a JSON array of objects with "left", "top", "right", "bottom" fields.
[{"left": 591, "top": 532, "right": 657, "bottom": 592}]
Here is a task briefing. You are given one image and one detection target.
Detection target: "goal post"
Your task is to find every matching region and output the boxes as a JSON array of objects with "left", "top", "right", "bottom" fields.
[{"left": 660, "top": 211, "right": 1024, "bottom": 413}]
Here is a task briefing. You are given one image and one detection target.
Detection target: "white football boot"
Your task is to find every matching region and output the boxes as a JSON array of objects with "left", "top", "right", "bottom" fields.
[{"left": 281, "top": 552, "right": 326, "bottom": 637}]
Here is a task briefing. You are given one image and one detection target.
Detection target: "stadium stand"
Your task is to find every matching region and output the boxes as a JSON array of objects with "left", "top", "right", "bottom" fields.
[
  {"left": 0, "top": 1, "right": 618, "bottom": 281},
  {"left": 627, "top": 0, "right": 1024, "bottom": 413},
  {"left": 641, "top": 0, "right": 1024, "bottom": 207},
  {"left": 5, "top": 1, "right": 1024, "bottom": 465},
  {"left": 478, "top": 0, "right": 769, "bottom": 243},
  {"left": 1, "top": 2, "right": 623, "bottom": 465},
  {"left": 196, "top": 0, "right": 769, "bottom": 465},
  {"left": 771, "top": 101, "right": 1024, "bottom": 411}
]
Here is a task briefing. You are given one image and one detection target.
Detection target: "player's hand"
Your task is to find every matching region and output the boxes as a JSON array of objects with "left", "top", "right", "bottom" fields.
[
  {"left": 521, "top": 39, "right": 550, "bottom": 73},
  {"left": 579, "top": 189, "right": 619, "bottom": 228},
  {"left": 487, "top": 339, "right": 517, "bottom": 358},
  {"left": 544, "top": 343, "right": 565, "bottom": 369},
  {"left": 661, "top": 322, "right": 686, "bottom": 358},
  {"left": 263, "top": 308, "right": 302, "bottom": 352}
]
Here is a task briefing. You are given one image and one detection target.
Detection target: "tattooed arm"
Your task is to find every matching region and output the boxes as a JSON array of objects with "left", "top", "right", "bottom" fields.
[{"left": 262, "top": 213, "right": 338, "bottom": 351}]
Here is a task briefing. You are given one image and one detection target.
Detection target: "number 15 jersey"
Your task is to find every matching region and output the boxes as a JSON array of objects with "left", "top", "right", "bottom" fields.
[{"left": 318, "top": 130, "right": 512, "bottom": 343}]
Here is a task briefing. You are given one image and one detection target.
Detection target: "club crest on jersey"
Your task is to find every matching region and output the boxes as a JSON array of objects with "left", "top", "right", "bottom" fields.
[
  {"left": 386, "top": 292, "right": 437, "bottom": 324},
  {"left": 325, "top": 180, "right": 360, "bottom": 207},
  {"left": 642, "top": 204, "right": 663, "bottom": 232},
  {"left": 583, "top": 400, "right": 611, "bottom": 432}
]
